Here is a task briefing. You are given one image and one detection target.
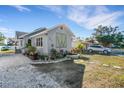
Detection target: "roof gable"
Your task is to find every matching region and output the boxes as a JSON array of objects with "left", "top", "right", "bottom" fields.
[
  {"left": 16, "top": 31, "right": 28, "bottom": 39},
  {"left": 17, "top": 24, "right": 74, "bottom": 38},
  {"left": 48, "top": 24, "right": 74, "bottom": 36}
]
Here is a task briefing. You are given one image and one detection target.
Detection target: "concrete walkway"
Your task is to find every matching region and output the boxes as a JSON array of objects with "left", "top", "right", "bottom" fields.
[{"left": 0, "top": 54, "right": 84, "bottom": 88}]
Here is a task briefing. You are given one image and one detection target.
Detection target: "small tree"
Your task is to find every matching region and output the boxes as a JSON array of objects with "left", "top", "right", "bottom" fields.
[
  {"left": 96, "top": 35, "right": 114, "bottom": 47},
  {"left": 0, "top": 32, "right": 5, "bottom": 42},
  {"left": 77, "top": 43, "right": 84, "bottom": 53}
]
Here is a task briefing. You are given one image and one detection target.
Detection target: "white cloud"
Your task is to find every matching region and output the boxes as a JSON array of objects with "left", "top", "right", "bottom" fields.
[
  {"left": 43, "top": 5, "right": 63, "bottom": 13},
  {"left": 11, "top": 5, "right": 31, "bottom": 12},
  {"left": 40, "top": 6, "right": 124, "bottom": 29},
  {"left": 39, "top": 5, "right": 64, "bottom": 18},
  {"left": 84, "top": 11, "right": 123, "bottom": 29},
  {"left": 67, "top": 6, "right": 124, "bottom": 29},
  {"left": 0, "top": 27, "right": 15, "bottom": 38}
]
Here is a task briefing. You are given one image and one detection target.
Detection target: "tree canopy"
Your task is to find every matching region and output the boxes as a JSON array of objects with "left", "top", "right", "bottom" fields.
[{"left": 93, "top": 25, "right": 124, "bottom": 47}]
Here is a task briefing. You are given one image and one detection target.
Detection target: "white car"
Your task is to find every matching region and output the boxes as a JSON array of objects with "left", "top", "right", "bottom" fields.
[{"left": 87, "top": 45, "right": 112, "bottom": 54}]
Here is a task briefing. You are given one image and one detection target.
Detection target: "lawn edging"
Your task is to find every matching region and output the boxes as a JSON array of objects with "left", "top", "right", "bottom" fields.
[{"left": 30, "top": 57, "right": 72, "bottom": 65}]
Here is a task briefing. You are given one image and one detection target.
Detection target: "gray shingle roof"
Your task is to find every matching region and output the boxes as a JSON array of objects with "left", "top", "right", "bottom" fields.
[
  {"left": 16, "top": 24, "right": 74, "bottom": 39},
  {"left": 16, "top": 31, "right": 28, "bottom": 39},
  {"left": 27, "top": 27, "right": 47, "bottom": 37}
]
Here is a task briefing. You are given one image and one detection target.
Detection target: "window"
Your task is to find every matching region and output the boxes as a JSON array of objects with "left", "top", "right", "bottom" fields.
[
  {"left": 36, "top": 37, "right": 43, "bottom": 47},
  {"left": 96, "top": 46, "right": 102, "bottom": 48},
  {"left": 40, "top": 38, "right": 43, "bottom": 46},
  {"left": 90, "top": 45, "right": 102, "bottom": 48},
  {"left": 28, "top": 39, "right": 31, "bottom": 46},
  {"left": 56, "top": 33, "right": 67, "bottom": 48}
]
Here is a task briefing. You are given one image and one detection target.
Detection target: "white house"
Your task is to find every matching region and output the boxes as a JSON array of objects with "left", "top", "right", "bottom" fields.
[{"left": 16, "top": 24, "right": 74, "bottom": 54}]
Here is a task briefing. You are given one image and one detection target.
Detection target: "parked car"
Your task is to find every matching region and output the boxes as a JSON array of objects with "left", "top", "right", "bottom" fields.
[
  {"left": 87, "top": 45, "right": 112, "bottom": 54},
  {"left": 1, "top": 46, "right": 10, "bottom": 51}
]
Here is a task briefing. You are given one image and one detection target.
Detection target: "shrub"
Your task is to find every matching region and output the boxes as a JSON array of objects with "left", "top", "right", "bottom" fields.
[
  {"left": 40, "top": 55, "right": 48, "bottom": 60},
  {"left": 71, "top": 43, "right": 85, "bottom": 54},
  {"left": 50, "top": 49, "right": 66, "bottom": 60},
  {"left": 77, "top": 43, "right": 84, "bottom": 53},
  {"left": 26, "top": 46, "right": 38, "bottom": 60},
  {"left": 50, "top": 48, "right": 58, "bottom": 60},
  {"left": 71, "top": 48, "right": 80, "bottom": 54},
  {"left": 27, "top": 46, "right": 36, "bottom": 56},
  {"left": 60, "top": 50, "right": 68, "bottom": 57}
]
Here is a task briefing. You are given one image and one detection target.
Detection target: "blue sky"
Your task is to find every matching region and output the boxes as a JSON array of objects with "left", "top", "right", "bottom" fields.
[{"left": 0, "top": 5, "right": 124, "bottom": 38}]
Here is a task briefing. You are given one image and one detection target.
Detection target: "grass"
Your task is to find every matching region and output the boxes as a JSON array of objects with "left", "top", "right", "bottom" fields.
[
  {"left": 90, "top": 55, "right": 124, "bottom": 67},
  {"left": 0, "top": 50, "right": 15, "bottom": 54},
  {"left": 75, "top": 54, "right": 124, "bottom": 88}
]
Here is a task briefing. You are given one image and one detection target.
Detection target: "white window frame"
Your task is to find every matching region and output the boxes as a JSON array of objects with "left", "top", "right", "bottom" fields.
[{"left": 36, "top": 37, "right": 43, "bottom": 47}]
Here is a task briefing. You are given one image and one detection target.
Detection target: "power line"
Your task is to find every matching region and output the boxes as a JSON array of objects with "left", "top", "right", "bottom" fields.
[
  {"left": 90, "top": 13, "right": 124, "bottom": 32},
  {"left": 91, "top": 14, "right": 117, "bottom": 27}
]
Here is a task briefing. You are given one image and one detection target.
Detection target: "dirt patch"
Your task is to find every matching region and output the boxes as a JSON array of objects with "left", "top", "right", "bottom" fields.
[{"left": 32, "top": 60, "right": 85, "bottom": 88}]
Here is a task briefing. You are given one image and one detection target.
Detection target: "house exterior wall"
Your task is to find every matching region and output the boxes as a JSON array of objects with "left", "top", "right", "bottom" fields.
[
  {"left": 17, "top": 39, "right": 26, "bottom": 49},
  {"left": 47, "top": 26, "right": 72, "bottom": 53},
  {"left": 16, "top": 25, "right": 73, "bottom": 55},
  {"left": 17, "top": 39, "right": 23, "bottom": 49},
  {"left": 31, "top": 34, "right": 48, "bottom": 55}
]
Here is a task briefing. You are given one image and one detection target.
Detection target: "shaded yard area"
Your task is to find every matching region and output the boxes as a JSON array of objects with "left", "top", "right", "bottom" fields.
[
  {"left": 0, "top": 54, "right": 84, "bottom": 88},
  {"left": 75, "top": 55, "right": 124, "bottom": 88}
]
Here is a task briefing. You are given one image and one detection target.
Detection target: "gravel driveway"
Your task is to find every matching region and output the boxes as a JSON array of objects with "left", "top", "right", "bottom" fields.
[{"left": 0, "top": 54, "right": 84, "bottom": 88}]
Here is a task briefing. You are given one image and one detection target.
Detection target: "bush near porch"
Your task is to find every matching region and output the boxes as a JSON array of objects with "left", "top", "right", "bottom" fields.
[{"left": 25, "top": 45, "right": 69, "bottom": 61}]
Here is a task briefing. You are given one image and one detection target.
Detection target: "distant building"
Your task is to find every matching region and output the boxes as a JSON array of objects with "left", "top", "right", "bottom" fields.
[{"left": 7, "top": 38, "right": 16, "bottom": 46}]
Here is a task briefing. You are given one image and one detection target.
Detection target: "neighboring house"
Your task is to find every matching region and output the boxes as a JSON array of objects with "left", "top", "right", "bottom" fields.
[
  {"left": 7, "top": 38, "right": 16, "bottom": 46},
  {"left": 15, "top": 24, "right": 74, "bottom": 54},
  {"left": 15, "top": 31, "right": 28, "bottom": 49}
]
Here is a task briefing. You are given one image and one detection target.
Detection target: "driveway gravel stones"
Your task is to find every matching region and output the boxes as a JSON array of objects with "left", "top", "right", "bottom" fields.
[{"left": 0, "top": 54, "right": 84, "bottom": 88}]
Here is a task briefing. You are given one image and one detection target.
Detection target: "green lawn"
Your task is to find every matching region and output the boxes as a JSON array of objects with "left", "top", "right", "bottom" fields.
[
  {"left": 0, "top": 50, "right": 15, "bottom": 54},
  {"left": 75, "top": 55, "right": 124, "bottom": 88}
]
